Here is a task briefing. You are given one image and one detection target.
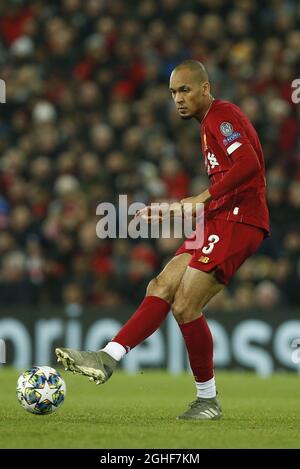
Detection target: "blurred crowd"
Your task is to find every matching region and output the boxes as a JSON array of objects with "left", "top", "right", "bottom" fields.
[{"left": 0, "top": 0, "right": 299, "bottom": 311}]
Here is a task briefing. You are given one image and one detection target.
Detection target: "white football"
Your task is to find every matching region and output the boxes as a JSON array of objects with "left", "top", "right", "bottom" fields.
[{"left": 16, "top": 366, "right": 66, "bottom": 415}]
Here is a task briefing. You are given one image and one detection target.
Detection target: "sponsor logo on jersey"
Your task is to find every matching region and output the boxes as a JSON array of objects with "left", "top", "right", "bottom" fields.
[
  {"left": 223, "top": 131, "right": 241, "bottom": 146},
  {"left": 198, "top": 256, "right": 210, "bottom": 263},
  {"left": 220, "top": 121, "right": 233, "bottom": 136}
]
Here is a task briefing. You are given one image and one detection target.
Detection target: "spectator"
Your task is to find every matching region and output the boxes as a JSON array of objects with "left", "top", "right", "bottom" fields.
[{"left": 0, "top": 0, "right": 299, "bottom": 308}]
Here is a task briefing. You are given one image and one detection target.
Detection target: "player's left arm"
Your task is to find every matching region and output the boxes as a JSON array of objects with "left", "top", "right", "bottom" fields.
[
  {"left": 208, "top": 143, "right": 260, "bottom": 199},
  {"left": 181, "top": 109, "right": 261, "bottom": 209}
]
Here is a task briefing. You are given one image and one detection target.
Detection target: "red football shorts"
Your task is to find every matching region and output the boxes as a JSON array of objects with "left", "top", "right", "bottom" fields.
[{"left": 175, "top": 219, "right": 265, "bottom": 285}]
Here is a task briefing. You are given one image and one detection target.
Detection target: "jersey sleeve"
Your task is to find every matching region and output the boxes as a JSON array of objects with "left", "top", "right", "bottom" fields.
[
  {"left": 208, "top": 144, "right": 260, "bottom": 199},
  {"left": 207, "top": 105, "right": 261, "bottom": 199},
  {"left": 208, "top": 107, "right": 251, "bottom": 157}
]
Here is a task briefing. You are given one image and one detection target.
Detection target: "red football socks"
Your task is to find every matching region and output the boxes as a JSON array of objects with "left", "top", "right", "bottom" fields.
[
  {"left": 179, "top": 314, "right": 214, "bottom": 382},
  {"left": 112, "top": 295, "right": 170, "bottom": 351}
]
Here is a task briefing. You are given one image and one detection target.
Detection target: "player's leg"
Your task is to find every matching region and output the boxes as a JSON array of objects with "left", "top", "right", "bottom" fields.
[
  {"left": 173, "top": 221, "right": 265, "bottom": 420},
  {"left": 104, "top": 252, "right": 192, "bottom": 354},
  {"left": 171, "top": 267, "right": 224, "bottom": 420},
  {"left": 55, "top": 252, "right": 192, "bottom": 383}
]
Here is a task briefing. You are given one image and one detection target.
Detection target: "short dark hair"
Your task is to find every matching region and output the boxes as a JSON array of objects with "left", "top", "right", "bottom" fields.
[{"left": 172, "top": 60, "right": 209, "bottom": 83}]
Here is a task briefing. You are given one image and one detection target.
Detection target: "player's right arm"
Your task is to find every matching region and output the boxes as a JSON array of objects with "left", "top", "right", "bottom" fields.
[{"left": 135, "top": 202, "right": 183, "bottom": 222}]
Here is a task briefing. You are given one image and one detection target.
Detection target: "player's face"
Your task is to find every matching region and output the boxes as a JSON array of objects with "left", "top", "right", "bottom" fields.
[{"left": 169, "top": 69, "right": 209, "bottom": 120}]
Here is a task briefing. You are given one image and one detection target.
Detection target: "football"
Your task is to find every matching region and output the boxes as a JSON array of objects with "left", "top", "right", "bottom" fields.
[{"left": 16, "top": 366, "right": 66, "bottom": 415}]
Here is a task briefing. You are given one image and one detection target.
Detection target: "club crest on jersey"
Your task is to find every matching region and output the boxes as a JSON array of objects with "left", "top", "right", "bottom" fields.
[{"left": 220, "top": 122, "right": 233, "bottom": 136}]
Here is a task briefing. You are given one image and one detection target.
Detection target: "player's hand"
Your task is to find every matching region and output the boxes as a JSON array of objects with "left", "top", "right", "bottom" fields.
[
  {"left": 134, "top": 202, "right": 183, "bottom": 222},
  {"left": 134, "top": 205, "right": 163, "bottom": 222}
]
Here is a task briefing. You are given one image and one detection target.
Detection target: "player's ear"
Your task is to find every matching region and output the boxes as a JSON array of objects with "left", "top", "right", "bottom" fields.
[{"left": 202, "top": 81, "right": 210, "bottom": 96}]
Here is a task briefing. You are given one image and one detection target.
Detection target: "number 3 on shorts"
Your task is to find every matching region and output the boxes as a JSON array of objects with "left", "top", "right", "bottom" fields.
[{"left": 202, "top": 234, "right": 220, "bottom": 255}]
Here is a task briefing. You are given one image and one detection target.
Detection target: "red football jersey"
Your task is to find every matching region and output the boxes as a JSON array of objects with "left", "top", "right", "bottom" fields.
[{"left": 201, "top": 99, "right": 270, "bottom": 235}]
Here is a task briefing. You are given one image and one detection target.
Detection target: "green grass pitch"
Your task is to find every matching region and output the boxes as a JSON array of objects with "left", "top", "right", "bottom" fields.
[{"left": 0, "top": 368, "right": 299, "bottom": 448}]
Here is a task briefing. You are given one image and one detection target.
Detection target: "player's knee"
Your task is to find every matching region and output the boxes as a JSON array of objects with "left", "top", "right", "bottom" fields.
[
  {"left": 146, "top": 277, "right": 173, "bottom": 303},
  {"left": 171, "top": 298, "right": 189, "bottom": 323},
  {"left": 171, "top": 298, "right": 202, "bottom": 324}
]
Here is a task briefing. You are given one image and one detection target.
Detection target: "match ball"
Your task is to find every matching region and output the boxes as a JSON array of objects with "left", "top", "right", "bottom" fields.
[{"left": 16, "top": 366, "right": 66, "bottom": 415}]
